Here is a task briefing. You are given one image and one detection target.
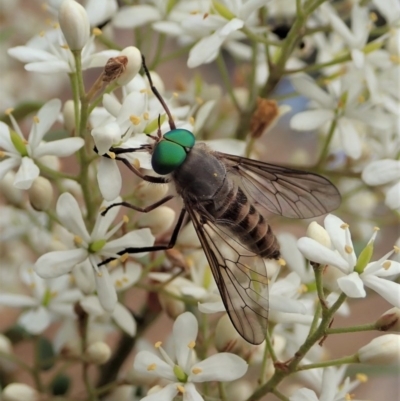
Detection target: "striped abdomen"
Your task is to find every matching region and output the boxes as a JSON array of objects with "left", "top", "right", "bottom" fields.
[{"left": 206, "top": 184, "right": 280, "bottom": 260}]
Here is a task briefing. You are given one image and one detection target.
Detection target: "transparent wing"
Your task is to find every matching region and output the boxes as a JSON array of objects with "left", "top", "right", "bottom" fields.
[
  {"left": 219, "top": 153, "right": 341, "bottom": 219},
  {"left": 186, "top": 207, "right": 269, "bottom": 345}
]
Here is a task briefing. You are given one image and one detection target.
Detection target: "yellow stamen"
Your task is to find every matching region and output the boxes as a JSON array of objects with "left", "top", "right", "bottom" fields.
[
  {"left": 188, "top": 340, "right": 196, "bottom": 349},
  {"left": 109, "top": 259, "right": 119, "bottom": 268},
  {"left": 74, "top": 235, "right": 83, "bottom": 246},
  {"left": 278, "top": 258, "right": 286, "bottom": 266},
  {"left": 107, "top": 151, "right": 116, "bottom": 159},
  {"left": 39, "top": 31, "right": 46, "bottom": 37},
  {"left": 5, "top": 108, "right": 14, "bottom": 115},
  {"left": 130, "top": 115, "right": 141, "bottom": 125},
  {"left": 61, "top": 44, "right": 69, "bottom": 50},
  {"left": 192, "top": 367, "right": 202, "bottom": 374},
  {"left": 143, "top": 112, "right": 150, "bottom": 120},
  {"left": 119, "top": 253, "right": 128, "bottom": 263},
  {"left": 195, "top": 96, "right": 204, "bottom": 105},
  {"left": 155, "top": 341, "right": 162, "bottom": 348},
  {"left": 373, "top": 226, "right": 380, "bottom": 231},
  {"left": 189, "top": 116, "right": 195, "bottom": 125},
  {"left": 147, "top": 363, "right": 156, "bottom": 371},
  {"left": 340, "top": 223, "right": 349, "bottom": 229},
  {"left": 33, "top": 116, "right": 40, "bottom": 124},
  {"left": 123, "top": 215, "right": 129, "bottom": 224},
  {"left": 97, "top": 271, "right": 103, "bottom": 277},
  {"left": 382, "top": 261, "right": 391, "bottom": 270},
  {"left": 173, "top": 92, "right": 179, "bottom": 98},
  {"left": 93, "top": 27, "right": 102, "bottom": 36},
  {"left": 356, "top": 373, "right": 368, "bottom": 382},
  {"left": 394, "top": 246, "right": 399, "bottom": 254},
  {"left": 177, "top": 385, "right": 185, "bottom": 394},
  {"left": 132, "top": 159, "right": 140, "bottom": 169},
  {"left": 344, "top": 245, "right": 353, "bottom": 254}
]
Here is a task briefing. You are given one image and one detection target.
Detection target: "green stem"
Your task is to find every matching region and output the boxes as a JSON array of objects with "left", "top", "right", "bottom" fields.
[
  {"left": 272, "top": 389, "right": 290, "bottom": 401},
  {"left": 72, "top": 50, "right": 96, "bottom": 226},
  {"left": 218, "top": 382, "right": 228, "bottom": 401},
  {"left": 241, "top": 27, "right": 282, "bottom": 46},
  {"left": 216, "top": 53, "right": 241, "bottom": 113},
  {"left": 149, "top": 33, "right": 167, "bottom": 69},
  {"left": 297, "top": 354, "right": 359, "bottom": 371},
  {"left": 326, "top": 323, "right": 377, "bottom": 335},
  {"left": 314, "top": 264, "right": 328, "bottom": 315},
  {"left": 246, "top": 291, "right": 347, "bottom": 401},
  {"left": 315, "top": 118, "right": 337, "bottom": 169},
  {"left": 284, "top": 54, "right": 351, "bottom": 75}
]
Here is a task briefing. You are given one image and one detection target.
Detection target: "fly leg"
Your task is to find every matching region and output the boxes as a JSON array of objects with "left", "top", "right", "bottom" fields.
[
  {"left": 101, "top": 195, "right": 174, "bottom": 216},
  {"left": 98, "top": 208, "right": 186, "bottom": 266}
]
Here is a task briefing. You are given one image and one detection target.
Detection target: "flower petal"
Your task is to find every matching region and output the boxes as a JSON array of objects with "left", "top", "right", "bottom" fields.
[
  {"left": 290, "top": 110, "right": 333, "bottom": 131},
  {"left": 103, "top": 228, "right": 154, "bottom": 256},
  {"left": 173, "top": 312, "right": 198, "bottom": 370},
  {"left": 34, "top": 137, "right": 84, "bottom": 158},
  {"left": 14, "top": 157, "right": 40, "bottom": 189},
  {"left": 97, "top": 157, "right": 122, "bottom": 201},
  {"left": 337, "top": 272, "right": 366, "bottom": 298},
  {"left": 112, "top": 5, "right": 161, "bottom": 29},
  {"left": 141, "top": 383, "right": 178, "bottom": 401},
  {"left": 183, "top": 383, "right": 203, "bottom": 401},
  {"left": 133, "top": 350, "right": 176, "bottom": 382},
  {"left": 297, "top": 237, "right": 349, "bottom": 272},
  {"left": 0, "top": 157, "right": 20, "bottom": 181},
  {"left": 94, "top": 264, "right": 117, "bottom": 312},
  {"left": 56, "top": 192, "right": 91, "bottom": 242},
  {"left": 362, "top": 275, "right": 400, "bottom": 307},
  {"left": 0, "top": 294, "right": 37, "bottom": 308},
  {"left": 188, "top": 353, "right": 248, "bottom": 382},
  {"left": 34, "top": 249, "right": 88, "bottom": 278},
  {"left": 362, "top": 159, "right": 400, "bottom": 186},
  {"left": 19, "top": 307, "right": 50, "bottom": 334},
  {"left": 112, "top": 302, "right": 136, "bottom": 336},
  {"left": 29, "top": 99, "right": 61, "bottom": 149}
]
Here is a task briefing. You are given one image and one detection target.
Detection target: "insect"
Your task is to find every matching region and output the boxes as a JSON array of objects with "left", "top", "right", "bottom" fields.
[{"left": 98, "top": 56, "right": 341, "bottom": 345}]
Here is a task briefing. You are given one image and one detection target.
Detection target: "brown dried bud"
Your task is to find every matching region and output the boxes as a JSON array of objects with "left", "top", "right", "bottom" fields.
[
  {"left": 250, "top": 97, "right": 279, "bottom": 138},
  {"left": 103, "top": 56, "right": 128, "bottom": 83}
]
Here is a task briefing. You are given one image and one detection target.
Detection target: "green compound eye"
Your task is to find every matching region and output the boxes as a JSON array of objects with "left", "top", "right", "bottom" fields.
[
  {"left": 152, "top": 141, "right": 187, "bottom": 175},
  {"left": 164, "top": 129, "right": 195, "bottom": 148},
  {"left": 151, "top": 129, "right": 196, "bottom": 175}
]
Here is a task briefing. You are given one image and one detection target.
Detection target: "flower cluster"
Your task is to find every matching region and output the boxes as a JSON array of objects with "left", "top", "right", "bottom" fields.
[{"left": 0, "top": 1, "right": 399, "bottom": 401}]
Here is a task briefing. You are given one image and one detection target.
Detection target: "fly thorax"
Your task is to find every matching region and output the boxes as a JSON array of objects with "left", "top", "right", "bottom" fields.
[{"left": 173, "top": 144, "right": 227, "bottom": 201}]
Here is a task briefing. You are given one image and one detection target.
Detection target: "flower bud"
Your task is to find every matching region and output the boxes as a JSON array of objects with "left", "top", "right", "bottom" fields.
[
  {"left": 58, "top": 0, "right": 90, "bottom": 51},
  {"left": 375, "top": 308, "right": 400, "bottom": 332},
  {"left": 62, "top": 100, "right": 76, "bottom": 133},
  {"left": 357, "top": 334, "right": 400, "bottom": 365},
  {"left": 225, "top": 380, "right": 253, "bottom": 401},
  {"left": 116, "top": 46, "right": 142, "bottom": 86},
  {"left": 137, "top": 206, "right": 175, "bottom": 235},
  {"left": 85, "top": 341, "right": 111, "bottom": 364},
  {"left": 158, "top": 285, "right": 185, "bottom": 319},
  {"left": 135, "top": 181, "right": 169, "bottom": 203},
  {"left": 176, "top": 221, "right": 201, "bottom": 248},
  {"left": 0, "top": 334, "right": 15, "bottom": 372},
  {"left": 2, "top": 383, "right": 38, "bottom": 401},
  {"left": 104, "top": 385, "right": 135, "bottom": 401},
  {"left": 215, "top": 314, "right": 247, "bottom": 354},
  {"left": 148, "top": 71, "right": 165, "bottom": 94},
  {"left": 28, "top": 176, "right": 53, "bottom": 211},
  {"left": 0, "top": 171, "right": 24, "bottom": 205},
  {"left": 306, "top": 221, "right": 331, "bottom": 247}
]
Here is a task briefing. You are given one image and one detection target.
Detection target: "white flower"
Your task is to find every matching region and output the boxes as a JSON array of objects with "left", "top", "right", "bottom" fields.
[
  {"left": 187, "top": 0, "right": 267, "bottom": 68},
  {"left": 362, "top": 158, "right": 400, "bottom": 211},
  {"left": 34, "top": 192, "right": 155, "bottom": 312},
  {"left": 92, "top": 72, "right": 193, "bottom": 200},
  {"left": 133, "top": 312, "right": 248, "bottom": 401},
  {"left": 357, "top": 334, "right": 400, "bottom": 365},
  {"left": 298, "top": 215, "right": 400, "bottom": 307},
  {"left": 8, "top": 26, "right": 116, "bottom": 74},
  {"left": 80, "top": 295, "right": 136, "bottom": 336},
  {"left": 46, "top": 0, "right": 118, "bottom": 28},
  {"left": 0, "top": 99, "right": 84, "bottom": 189},
  {"left": 290, "top": 73, "right": 390, "bottom": 159},
  {"left": 0, "top": 266, "right": 82, "bottom": 334},
  {"left": 290, "top": 366, "right": 364, "bottom": 401},
  {"left": 58, "top": 0, "right": 90, "bottom": 51}
]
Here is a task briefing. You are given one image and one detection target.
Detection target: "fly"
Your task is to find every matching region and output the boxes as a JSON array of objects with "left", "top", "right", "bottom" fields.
[{"left": 98, "top": 56, "right": 341, "bottom": 345}]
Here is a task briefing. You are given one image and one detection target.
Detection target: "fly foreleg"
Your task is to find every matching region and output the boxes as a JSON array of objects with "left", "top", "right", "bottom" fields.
[
  {"left": 101, "top": 195, "right": 174, "bottom": 216},
  {"left": 98, "top": 208, "right": 186, "bottom": 266}
]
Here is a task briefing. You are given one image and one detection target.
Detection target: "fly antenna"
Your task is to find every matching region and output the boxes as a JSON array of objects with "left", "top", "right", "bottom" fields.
[{"left": 142, "top": 54, "right": 176, "bottom": 130}]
